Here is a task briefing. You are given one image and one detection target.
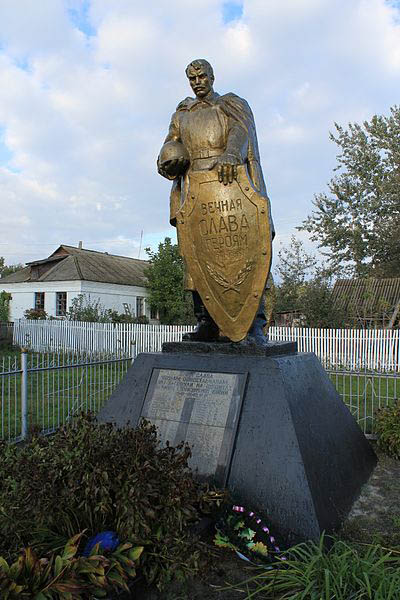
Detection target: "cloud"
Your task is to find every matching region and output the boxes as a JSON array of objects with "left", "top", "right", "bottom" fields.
[{"left": 0, "top": 0, "right": 399, "bottom": 269}]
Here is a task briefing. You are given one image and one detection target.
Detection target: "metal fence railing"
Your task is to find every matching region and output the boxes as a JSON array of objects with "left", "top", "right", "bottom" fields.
[
  {"left": 2, "top": 323, "right": 400, "bottom": 440},
  {"left": 0, "top": 349, "right": 132, "bottom": 442},
  {"left": 9, "top": 321, "right": 400, "bottom": 371},
  {"left": 0, "top": 347, "right": 398, "bottom": 442},
  {"left": 327, "top": 367, "right": 399, "bottom": 435}
]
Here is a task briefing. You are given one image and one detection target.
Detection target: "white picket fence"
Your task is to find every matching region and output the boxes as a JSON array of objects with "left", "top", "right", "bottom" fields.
[
  {"left": 12, "top": 320, "right": 194, "bottom": 358},
  {"left": 11, "top": 320, "right": 400, "bottom": 371},
  {"left": 269, "top": 326, "right": 400, "bottom": 371}
]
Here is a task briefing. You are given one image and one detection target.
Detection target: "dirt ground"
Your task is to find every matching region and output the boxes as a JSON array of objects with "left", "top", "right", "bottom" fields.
[{"left": 131, "top": 445, "right": 400, "bottom": 600}]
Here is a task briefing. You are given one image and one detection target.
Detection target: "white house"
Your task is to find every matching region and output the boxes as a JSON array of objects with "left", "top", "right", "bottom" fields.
[{"left": 0, "top": 244, "right": 157, "bottom": 322}]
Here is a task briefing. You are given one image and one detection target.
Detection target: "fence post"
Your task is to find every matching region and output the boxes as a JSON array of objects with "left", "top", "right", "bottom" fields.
[{"left": 21, "top": 347, "right": 28, "bottom": 439}]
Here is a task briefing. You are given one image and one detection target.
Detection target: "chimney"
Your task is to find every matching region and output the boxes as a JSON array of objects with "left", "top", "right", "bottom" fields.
[{"left": 78, "top": 241, "right": 82, "bottom": 249}]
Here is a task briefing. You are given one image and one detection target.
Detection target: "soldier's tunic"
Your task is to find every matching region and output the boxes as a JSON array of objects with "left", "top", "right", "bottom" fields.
[{"left": 160, "top": 90, "right": 274, "bottom": 293}]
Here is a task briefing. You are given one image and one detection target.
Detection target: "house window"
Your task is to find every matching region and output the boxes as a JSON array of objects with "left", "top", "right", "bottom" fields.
[
  {"left": 56, "top": 292, "right": 67, "bottom": 316},
  {"left": 150, "top": 305, "right": 158, "bottom": 320},
  {"left": 136, "top": 296, "right": 144, "bottom": 317},
  {"left": 34, "top": 292, "right": 45, "bottom": 311}
]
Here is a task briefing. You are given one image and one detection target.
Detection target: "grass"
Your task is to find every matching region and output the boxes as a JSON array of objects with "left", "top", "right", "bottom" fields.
[
  {"left": 1, "top": 348, "right": 399, "bottom": 440},
  {"left": 217, "top": 536, "right": 400, "bottom": 599},
  {"left": 329, "top": 369, "right": 400, "bottom": 433},
  {"left": 0, "top": 349, "right": 130, "bottom": 440}
]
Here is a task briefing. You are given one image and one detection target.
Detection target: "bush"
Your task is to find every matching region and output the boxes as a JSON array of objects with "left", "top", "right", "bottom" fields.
[
  {"left": 23, "top": 308, "right": 48, "bottom": 320},
  {"left": 0, "top": 415, "right": 203, "bottom": 587},
  {"left": 108, "top": 311, "right": 149, "bottom": 324},
  {"left": 67, "top": 295, "right": 150, "bottom": 324},
  {"left": 0, "top": 291, "right": 11, "bottom": 322},
  {"left": 228, "top": 536, "right": 400, "bottom": 599},
  {"left": 67, "top": 294, "right": 110, "bottom": 322},
  {"left": 0, "top": 533, "right": 143, "bottom": 599},
  {"left": 376, "top": 404, "right": 400, "bottom": 459}
]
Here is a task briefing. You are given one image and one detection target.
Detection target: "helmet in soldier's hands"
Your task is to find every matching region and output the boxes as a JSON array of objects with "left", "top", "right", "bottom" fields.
[{"left": 158, "top": 141, "right": 189, "bottom": 177}]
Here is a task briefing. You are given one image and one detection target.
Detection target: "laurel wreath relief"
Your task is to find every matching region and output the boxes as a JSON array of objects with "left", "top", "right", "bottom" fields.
[{"left": 206, "top": 260, "right": 253, "bottom": 293}]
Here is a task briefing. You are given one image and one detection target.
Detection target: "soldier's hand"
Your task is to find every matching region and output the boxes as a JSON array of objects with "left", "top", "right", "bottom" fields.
[
  {"left": 163, "top": 156, "right": 189, "bottom": 178},
  {"left": 211, "top": 153, "right": 241, "bottom": 185}
]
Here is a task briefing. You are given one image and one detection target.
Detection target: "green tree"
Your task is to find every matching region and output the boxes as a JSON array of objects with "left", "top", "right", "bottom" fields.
[
  {"left": 0, "top": 291, "right": 11, "bottom": 321},
  {"left": 145, "top": 238, "right": 195, "bottom": 325},
  {"left": 299, "top": 106, "right": 400, "bottom": 277},
  {"left": 0, "top": 257, "right": 23, "bottom": 279},
  {"left": 274, "top": 236, "right": 317, "bottom": 313},
  {"left": 274, "top": 236, "right": 345, "bottom": 327},
  {"left": 67, "top": 294, "right": 110, "bottom": 322}
]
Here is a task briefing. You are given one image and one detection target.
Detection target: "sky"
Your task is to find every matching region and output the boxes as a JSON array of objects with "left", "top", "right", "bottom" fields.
[{"left": 0, "top": 0, "right": 399, "bottom": 268}]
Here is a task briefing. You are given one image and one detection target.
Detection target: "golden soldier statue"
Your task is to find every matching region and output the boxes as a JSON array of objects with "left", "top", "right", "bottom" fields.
[{"left": 158, "top": 59, "right": 274, "bottom": 344}]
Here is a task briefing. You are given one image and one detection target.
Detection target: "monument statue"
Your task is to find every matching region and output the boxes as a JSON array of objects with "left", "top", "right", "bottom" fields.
[
  {"left": 101, "top": 66, "right": 377, "bottom": 538},
  {"left": 158, "top": 59, "right": 274, "bottom": 343}
]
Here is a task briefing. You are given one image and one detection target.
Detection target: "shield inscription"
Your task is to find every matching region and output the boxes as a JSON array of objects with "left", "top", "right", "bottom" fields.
[{"left": 177, "top": 165, "right": 272, "bottom": 342}]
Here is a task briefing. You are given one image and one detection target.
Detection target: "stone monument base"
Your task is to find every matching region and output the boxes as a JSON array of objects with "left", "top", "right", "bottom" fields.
[{"left": 98, "top": 342, "right": 376, "bottom": 543}]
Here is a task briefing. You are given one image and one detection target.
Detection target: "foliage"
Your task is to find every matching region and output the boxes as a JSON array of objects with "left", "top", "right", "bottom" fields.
[
  {"left": 274, "top": 236, "right": 346, "bottom": 327},
  {"left": 0, "top": 533, "right": 143, "bottom": 599},
  {"left": 106, "top": 310, "right": 149, "bottom": 324},
  {"left": 0, "top": 291, "right": 11, "bottom": 322},
  {"left": 299, "top": 106, "right": 400, "bottom": 278},
  {"left": 67, "top": 295, "right": 149, "bottom": 324},
  {"left": 298, "top": 278, "right": 346, "bottom": 328},
  {"left": 376, "top": 404, "right": 400, "bottom": 459},
  {"left": 24, "top": 308, "right": 48, "bottom": 320},
  {"left": 226, "top": 536, "right": 400, "bottom": 599},
  {"left": 0, "top": 415, "right": 202, "bottom": 587},
  {"left": 145, "top": 238, "right": 196, "bottom": 325},
  {"left": 0, "top": 257, "right": 23, "bottom": 279},
  {"left": 67, "top": 294, "right": 112, "bottom": 322},
  {"left": 274, "top": 236, "right": 318, "bottom": 314}
]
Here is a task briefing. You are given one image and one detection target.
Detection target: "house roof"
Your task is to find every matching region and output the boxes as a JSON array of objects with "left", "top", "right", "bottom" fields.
[
  {"left": 0, "top": 245, "right": 149, "bottom": 287},
  {"left": 332, "top": 278, "right": 400, "bottom": 323}
]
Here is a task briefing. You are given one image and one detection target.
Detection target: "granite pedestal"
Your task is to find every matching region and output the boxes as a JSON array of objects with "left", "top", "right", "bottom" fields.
[{"left": 98, "top": 341, "right": 376, "bottom": 543}]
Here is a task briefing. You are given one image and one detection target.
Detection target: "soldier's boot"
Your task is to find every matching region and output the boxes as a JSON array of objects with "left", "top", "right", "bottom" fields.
[
  {"left": 182, "top": 292, "right": 219, "bottom": 342},
  {"left": 246, "top": 315, "right": 269, "bottom": 346}
]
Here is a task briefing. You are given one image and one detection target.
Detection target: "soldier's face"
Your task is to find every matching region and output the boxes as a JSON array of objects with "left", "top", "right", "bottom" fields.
[{"left": 187, "top": 68, "right": 213, "bottom": 98}]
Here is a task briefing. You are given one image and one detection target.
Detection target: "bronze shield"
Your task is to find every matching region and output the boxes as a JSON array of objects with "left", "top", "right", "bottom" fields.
[{"left": 177, "top": 165, "right": 272, "bottom": 342}]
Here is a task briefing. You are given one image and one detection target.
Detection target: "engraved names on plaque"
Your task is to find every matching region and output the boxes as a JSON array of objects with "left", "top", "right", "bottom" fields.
[{"left": 141, "top": 369, "right": 247, "bottom": 485}]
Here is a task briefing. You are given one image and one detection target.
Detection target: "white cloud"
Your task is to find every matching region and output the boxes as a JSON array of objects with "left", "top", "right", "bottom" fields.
[{"left": 0, "top": 0, "right": 399, "bottom": 269}]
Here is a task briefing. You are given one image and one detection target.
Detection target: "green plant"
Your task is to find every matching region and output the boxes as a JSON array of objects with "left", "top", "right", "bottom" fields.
[
  {"left": 0, "top": 532, "right": 143, "bottom": 598},
  {"left": 375, "top": 403, "right": 400, "bottom": 459},
  {"left": 67, "top": 296, "right": 151, "bottom": 324},
  {"left": 145, "top": 238, "right": 196, "bottom": 325},
  {"left": 0, "top": 258, "right": 23, "bottom": 279},
  {"left": 67, "top": 295, "right": 110, "bottom": 322},
  {"left": 24, "top": 308, "right": 48, "bottom": 320},
  {"left": 299, "top": 106, "right": 400, "bottom": 278},
  {"left": 391, "top": 515, "right": 400, "bottom": 528},
  {"left": 221, "top": 536, "right": 400, "bottom": 599},
  {"left": 0, "top": 415, "right": 203, "bottom": 587},
  {"left": 107, "top": 310, "right": 149, "bottom": 324},
  {"left": 0, "top": 291, "right": 11, "bottom": 322}
]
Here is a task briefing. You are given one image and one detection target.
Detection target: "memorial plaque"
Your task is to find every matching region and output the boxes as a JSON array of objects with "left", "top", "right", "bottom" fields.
[{"left": 141, "top": 369, "right": 247, "bottom": 485}]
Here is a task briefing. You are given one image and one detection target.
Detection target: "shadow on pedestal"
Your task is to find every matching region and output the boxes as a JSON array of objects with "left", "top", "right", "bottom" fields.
[{"left": 98, "top": 341, "right": 377, "bottom": 543}]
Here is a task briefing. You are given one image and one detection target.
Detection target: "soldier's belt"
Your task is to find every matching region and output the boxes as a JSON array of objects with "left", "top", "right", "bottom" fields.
[{"left": 191, "top": 148, "right": 224, "bottom": 159}]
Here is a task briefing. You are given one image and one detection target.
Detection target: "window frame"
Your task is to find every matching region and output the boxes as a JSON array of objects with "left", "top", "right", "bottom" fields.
[
  {"left": 136, "top": 296, "right": 144, "bottom": 317},
  {"left": 56, "top": 291, "right": 67, "bottom": 317},
  {"left": 34, "top": 292, "right": 45, "bottom": 311}
]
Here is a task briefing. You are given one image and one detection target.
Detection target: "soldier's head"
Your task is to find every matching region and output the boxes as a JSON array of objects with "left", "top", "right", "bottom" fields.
[{"left": 186, "top": 59, "right": 214, "bottom": 99}]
